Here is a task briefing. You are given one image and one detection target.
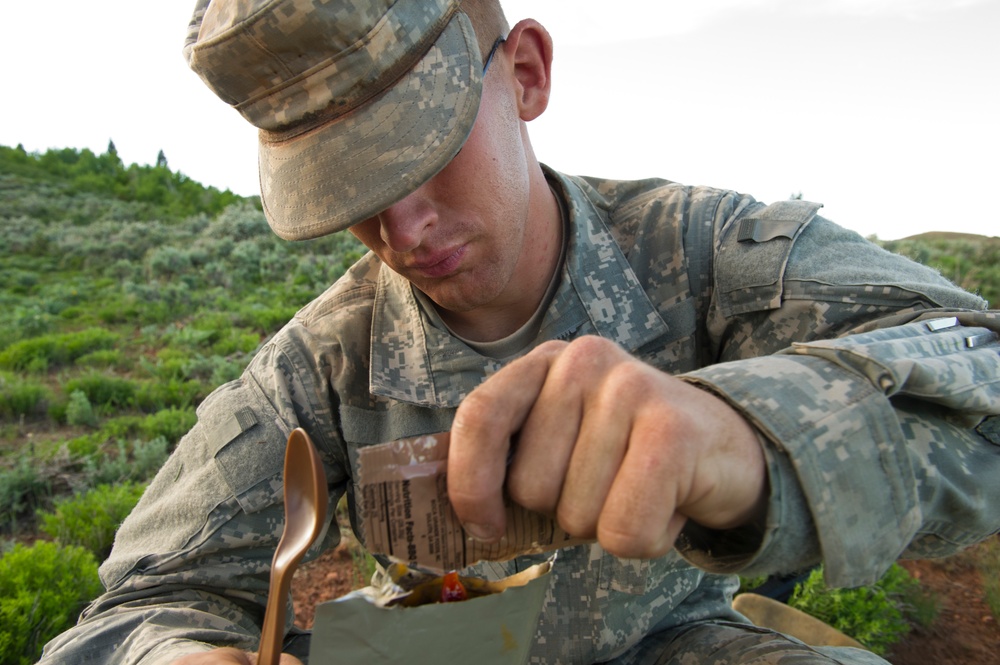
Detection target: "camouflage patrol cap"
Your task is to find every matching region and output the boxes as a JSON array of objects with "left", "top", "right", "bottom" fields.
[{"left": 183, "top": 0, "right": 484, "bottom": 240}]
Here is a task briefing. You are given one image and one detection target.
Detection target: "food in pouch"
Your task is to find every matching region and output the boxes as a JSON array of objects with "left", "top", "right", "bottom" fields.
[
  {"left": 351, "top": 557, "right": 551, "bottom": 608},
  {"left": 308, "top": 557, "right": 554, "bottom": 665}
]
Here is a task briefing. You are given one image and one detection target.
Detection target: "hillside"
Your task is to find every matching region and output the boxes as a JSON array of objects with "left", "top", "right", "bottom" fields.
[
  {"left": 875, "top": 232, "right": 999, "bottom": 306},
  {"left": 0, "top": 144, "right": 366, "bottom": 660},
  {"left": 1, "top": 145, "right": 998, "bottom": 663},
  {"left": 1, "top": 143, "right": 365, "bottom": 525},
  {"left": 900, "top": 231, "right": 999, "bottom": 243}
]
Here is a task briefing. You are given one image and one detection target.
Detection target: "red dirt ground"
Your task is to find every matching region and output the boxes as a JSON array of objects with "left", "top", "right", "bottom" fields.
[
  {"left": 889, "top": 550, "right": 998, "bottom": 665},
  {"left": 292, "top": 542, "right": 359, "bottom": 630},
  {"left": 292, "top": 539, "right": 1000, "bottom": 663}
]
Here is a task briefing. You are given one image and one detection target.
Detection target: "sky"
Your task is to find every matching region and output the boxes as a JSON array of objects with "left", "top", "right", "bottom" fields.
[{"left": 2, "top": 0, "right": 997, "bottom": 240}]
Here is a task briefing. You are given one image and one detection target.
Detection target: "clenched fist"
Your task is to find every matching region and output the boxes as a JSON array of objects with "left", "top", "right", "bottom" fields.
[{"left": 448, "top": 336, "right": 767, "bottom": 559}]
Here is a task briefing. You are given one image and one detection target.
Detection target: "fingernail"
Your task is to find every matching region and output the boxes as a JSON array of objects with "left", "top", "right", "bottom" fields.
[{"left": 464, "top": 523, "right": 498, "bottom": 543}]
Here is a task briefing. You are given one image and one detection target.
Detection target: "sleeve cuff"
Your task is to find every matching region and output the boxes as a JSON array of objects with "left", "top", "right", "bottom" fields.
[
  {"left": 676, "top": 425, "right": 821, "bottom": 579},
  {"left": 679, "top": 354, "right": 919, "bottom": 587}
]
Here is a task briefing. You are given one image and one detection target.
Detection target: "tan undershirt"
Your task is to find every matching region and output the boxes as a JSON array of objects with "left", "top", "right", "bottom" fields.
[{"left": 413, "top": 186, "right": 568, "bottom": 361}]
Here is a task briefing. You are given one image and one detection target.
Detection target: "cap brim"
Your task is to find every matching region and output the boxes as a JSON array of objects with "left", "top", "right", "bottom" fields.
[{"left": 258, "top": 13, "right": 482, "bottom": 240}]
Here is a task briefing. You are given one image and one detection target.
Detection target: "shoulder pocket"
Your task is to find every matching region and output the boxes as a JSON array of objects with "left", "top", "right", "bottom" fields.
[
  {"left": 716, "top": 199, "right": 822, "bottom": 317},
  {"left": 209, "top": 377, "right": 291, "bottom": 514}
]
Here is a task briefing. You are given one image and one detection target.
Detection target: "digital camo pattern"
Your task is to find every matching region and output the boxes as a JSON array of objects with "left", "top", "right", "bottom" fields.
[
  {"left": 610, "top": 620, "right": 890, "bottom": 665},
  {"left": 185, "top": 0, "right": 459, "bottom": 130},
  {"left": 184, "top": 0, "right": 484, "bottom": 239},
  {"left": 256, "top": 13, "right": 483, "bottom": 240},
  {"left": 40, "top": 169, "right": 999, "bottom": 664}
]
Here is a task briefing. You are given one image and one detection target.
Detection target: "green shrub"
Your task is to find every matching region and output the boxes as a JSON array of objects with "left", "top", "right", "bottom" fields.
[
  {"left": 139, "top": 407, "right": 196, "bottom": 446},
  {"left": 788, "top": 564, "right": 923, "bottom": 655},
  {"left": 58, "top": 306, "right": 84, "bottom": 320},
  {"left": 63, "top": 372, "right": 135, "bottom": 410},
  {"left": 147, "top": 246, "right": 193, "bottom": 280},
  {"left": 145, "top": 351, "right": 192, "bottom": 382},
  {"left": 83, "top": 437, "right": 169, "bottom": 486},
  {"left": 130, "top": 437, "right": 170, "bottom": 479},
  {"left": 80, "top": 443, "right": 131, "bottom": 486},
  {"left": 0, "top": 540, "right": 102, "bottom": 665},
  {"left": 164, "top": 353, "right": 213, "bottom": 382},
  {"left": 120, "top": 282, "right": 191, "bottom": 325},
  {"left": 65, "top": 390, "right": 98, "bottom": 428},
  {"left": 211, "top": 329, "right": 261, "bottom": 356},
  {"left": 163, "top": 325, "right": 217, "bottom": 350},
  {"left": 53, "top": 328, "right": 116, "bottom": 361},
  {"left": 0, "top": 328, "right": 118, "bottom": 372},
  {"left": 37, "top": 482, "right": 146, "bottom": 559},
  {"left": 64, "top": 431, "right": 103, "bottom": 459},
  {"left": 2, "top": 269, "right": 39, "bottom": 293},
  {"left": 190, "top": 311, "right": 233, "bottom": 332},
  {"left": 235, "top": 304, "right": 297, "bottom": 334},
  {"left": 97, "top": 300, "right": 140, "bottom": 325},
  {"left": 133, "top": 378, "right": 202, "bottom": 411},
  {"left": 0, "top": 373, "right": 50, "bottom": 418},
  {"left": 0, "top": 456, "right": 50, "bottom": 530},
  {"left": 100, "top": 415, "right": 143, "bottom": 440},
  {"left": 209, "top": 355, "right": 247, "bottom": 386},
  {"left": 46, "top": 395, "right": 68, "bottom": 425},
  {"left": 0, "top": 337, "right": 53, "bottom": 372},
  {"left": 74, "top": 348, "right": 125, "bottom": 369},
  {"left": 5, "top": 305, "right": 55, "bottom": 343},
  {"left": 63, "top": 416, "right": 145, "bottom": 458}
]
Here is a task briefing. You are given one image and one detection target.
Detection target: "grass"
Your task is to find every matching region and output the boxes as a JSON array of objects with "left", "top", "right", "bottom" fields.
[{"left": 973, "top": 535, "right": 1000, "bottom": 620}]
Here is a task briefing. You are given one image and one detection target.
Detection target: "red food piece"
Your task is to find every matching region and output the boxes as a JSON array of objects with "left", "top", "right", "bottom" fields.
[{"left": 440, "top": 571, "right": 468, "bottom": 602}]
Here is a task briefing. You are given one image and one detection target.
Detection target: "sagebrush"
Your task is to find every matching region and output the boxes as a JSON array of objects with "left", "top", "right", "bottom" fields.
[
  {"left": 0, "top": 541, "right": 102, "bottom": 665},
  {"left": 38, "top": 482, "right": 147, "bottom": 559}
]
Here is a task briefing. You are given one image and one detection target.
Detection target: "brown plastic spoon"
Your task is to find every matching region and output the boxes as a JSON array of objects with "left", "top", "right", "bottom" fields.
[{"left": 257, "top": 428, "right": 328, "bottom": 665}]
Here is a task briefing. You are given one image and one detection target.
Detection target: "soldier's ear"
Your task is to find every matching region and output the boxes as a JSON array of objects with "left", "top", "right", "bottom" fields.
[{"left": 504, "top": 19, "right": 552, "bottom": 122}]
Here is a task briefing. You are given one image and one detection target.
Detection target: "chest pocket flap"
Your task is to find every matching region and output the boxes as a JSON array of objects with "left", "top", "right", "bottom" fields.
[{"left": 716, "top": 199, "right": 822, "bottom": 317}]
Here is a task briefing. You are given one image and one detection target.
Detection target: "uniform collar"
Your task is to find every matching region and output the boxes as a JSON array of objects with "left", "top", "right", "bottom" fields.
[{"left": 369, "top": 169, "right": 668, "bottom": 407}]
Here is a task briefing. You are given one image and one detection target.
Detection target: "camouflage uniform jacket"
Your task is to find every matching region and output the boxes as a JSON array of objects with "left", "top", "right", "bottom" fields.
[{"left": 40, "top": 169, "right": 1000, "bottom": 664}]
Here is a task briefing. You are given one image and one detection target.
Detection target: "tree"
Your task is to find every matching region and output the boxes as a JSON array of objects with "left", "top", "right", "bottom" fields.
[{"left": 156, "top": 149, "right": 169, "bottom": 169}]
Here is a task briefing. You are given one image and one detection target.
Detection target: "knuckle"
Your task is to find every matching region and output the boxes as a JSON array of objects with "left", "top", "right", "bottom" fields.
[
  {"left": 453, "top": 392, "right": 506, "bottom": 441},
  {"left": 598, "top": 522, "right": 667, "bottom": 560},
  {"left": 507, "top": 472, "right": 558, "bottom": 515},
  {"left": 601, "top": 371, "right": 641, "bottom": 411},
  {"left": 556, "top": 502, "right": 598, "bottom": 540},
  {"left": 564, "top": 335, "right": 614, "bottom": 363},
  {"left": 453, "top": 389, "right": 493, "bottom": 425}
]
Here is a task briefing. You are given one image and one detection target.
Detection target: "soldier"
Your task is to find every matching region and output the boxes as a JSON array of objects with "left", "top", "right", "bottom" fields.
[{"left": 40, "top": 0, "right": 1000, "bottom": 664}]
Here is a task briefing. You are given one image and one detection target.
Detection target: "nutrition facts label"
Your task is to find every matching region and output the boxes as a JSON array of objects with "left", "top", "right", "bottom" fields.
[{"left": 358, "top": 433, "right": 583, "bottom": 571}]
